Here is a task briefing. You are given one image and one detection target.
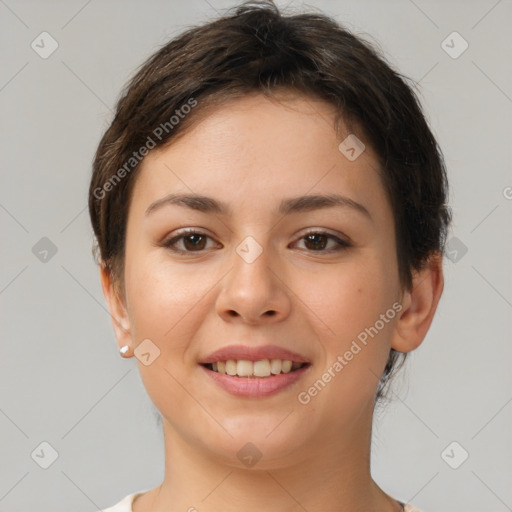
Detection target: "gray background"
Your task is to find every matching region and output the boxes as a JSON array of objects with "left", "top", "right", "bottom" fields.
[{"left": 1, "top": 0, "right": 511, "bottom": 510}]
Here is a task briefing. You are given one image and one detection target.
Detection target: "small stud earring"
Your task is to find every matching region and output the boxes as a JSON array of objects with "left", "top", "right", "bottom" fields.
[{"left": 119, "top": 345, "right": 132, "bottom": 357}]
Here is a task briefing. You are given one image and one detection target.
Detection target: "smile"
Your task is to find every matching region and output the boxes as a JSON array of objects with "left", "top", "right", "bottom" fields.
[
  {"left": 200, "top": 360, "right": 311, "bottom": 398},
  {"left": 202, "top": 359, "right": 308, "bottom": 378}
]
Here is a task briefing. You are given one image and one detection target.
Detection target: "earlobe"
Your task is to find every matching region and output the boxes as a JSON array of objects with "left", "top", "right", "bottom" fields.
[
  {"left": 99, "top": 263, "right": 133, "bottom": 354},
  {"left": 391, "top": 252, "right": 444, "bottom": 353}
]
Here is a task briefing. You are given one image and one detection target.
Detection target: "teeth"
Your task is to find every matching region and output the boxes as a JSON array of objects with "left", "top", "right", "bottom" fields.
[
  {"left": 270, "top": 359, "right": 282, "bottom": 374},
  {"left": 208, "top": 359, "right": 306, "bottom": 377},
  {"left": 225, "top": 360, "right": 237, "bottom": 376},
  {"left": 237, "top": 360, "right": 253, "bottom": 377},
  {"left": 253, "top": 360, "right": 271, "bottom": 377},
  {"left": 281, "top": 360, "right": 292, "bottom": 373}
]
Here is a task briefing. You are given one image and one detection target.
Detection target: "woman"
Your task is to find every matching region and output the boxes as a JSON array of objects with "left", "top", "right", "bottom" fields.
[{"left": 89, "top": 1, "right": 450, "bottom": 510}]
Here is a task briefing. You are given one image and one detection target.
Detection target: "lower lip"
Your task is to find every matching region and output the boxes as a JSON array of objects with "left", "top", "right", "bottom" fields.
[{"left": 200, "top": 364, "right": 311, "bottom": 398}]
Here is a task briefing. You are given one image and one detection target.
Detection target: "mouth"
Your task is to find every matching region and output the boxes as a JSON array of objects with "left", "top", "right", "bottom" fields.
[
  {"left": 201, "top": 359, "right": 311, "bottom": 378},
  {"left": 198, "top": 344, "right": 312, "bottom": 397},
  {"left": 200, "top": 359, "right": 311, "bottom": 398}
]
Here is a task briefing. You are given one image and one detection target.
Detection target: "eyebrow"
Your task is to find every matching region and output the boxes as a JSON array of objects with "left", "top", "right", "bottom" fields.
[{"left": 145, "top": 193, "right": 371, "bottom": 220}]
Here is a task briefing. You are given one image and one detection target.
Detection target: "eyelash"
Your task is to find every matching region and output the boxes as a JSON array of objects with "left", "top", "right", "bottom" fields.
[{"left": 162, "top": 228, "right": 351, "bottom": 255}]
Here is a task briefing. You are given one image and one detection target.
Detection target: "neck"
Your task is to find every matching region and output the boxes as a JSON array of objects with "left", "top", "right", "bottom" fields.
[{"left": 134, "top": 402, "right": 400, "bottom": 512}]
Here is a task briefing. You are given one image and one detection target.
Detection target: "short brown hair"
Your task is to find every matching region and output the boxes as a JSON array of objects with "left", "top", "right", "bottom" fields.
[{"left": 89, "top": 0, "right": 451, "bottom": 402}]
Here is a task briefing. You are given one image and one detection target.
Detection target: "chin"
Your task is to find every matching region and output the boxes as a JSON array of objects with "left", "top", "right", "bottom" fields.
[{"left": 206, "top": 415, "right": 313, "bottom": 466}]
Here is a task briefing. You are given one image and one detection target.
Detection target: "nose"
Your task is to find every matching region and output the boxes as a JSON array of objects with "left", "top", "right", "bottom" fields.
[{"left": 215, "top": 240, "right": 292, "bottom": 325}]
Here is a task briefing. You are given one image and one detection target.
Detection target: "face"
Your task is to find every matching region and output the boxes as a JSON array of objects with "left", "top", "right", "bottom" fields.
[{"left": 114, "top": 92, "right": 406, "bottom": 468}]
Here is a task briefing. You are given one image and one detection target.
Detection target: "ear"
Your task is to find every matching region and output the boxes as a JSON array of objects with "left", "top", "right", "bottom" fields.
[
  {"left": 99, "top": 263, "right": 132, "bottom": 352},
  {"left": 391, "top": 252, "right": 444, "bottom": 353}
]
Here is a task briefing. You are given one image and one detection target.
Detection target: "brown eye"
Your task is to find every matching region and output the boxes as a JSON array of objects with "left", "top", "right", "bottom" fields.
[
  {"left": 293, "top": 231, "right": 351, "bottom": 253},
  {"left": 303, "top": 233, "right": 329, "bottom": 251},
  {"left": 182, "top": 234, "right": 207, "bottom": 251},
  {"left": 164, "top": 230, "right": 219, "bottom": 253}
]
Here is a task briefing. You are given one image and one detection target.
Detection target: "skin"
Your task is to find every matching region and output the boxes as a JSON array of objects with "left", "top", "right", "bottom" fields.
[{"left": 101, "top": 91, "right": 444, "bottom": 512}]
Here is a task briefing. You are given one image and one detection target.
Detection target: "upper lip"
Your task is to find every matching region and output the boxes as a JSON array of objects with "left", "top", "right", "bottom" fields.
[{"left": 199, "top": 344, "right": 311, "bottom": 364}]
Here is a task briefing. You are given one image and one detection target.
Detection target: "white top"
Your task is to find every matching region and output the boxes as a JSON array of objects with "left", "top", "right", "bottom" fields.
[
  {"left": 101, "top": 492, "right": 423, "bottom": 511},
  {"left": 102, "top": 491, "right": 145, "bottom": 512}
]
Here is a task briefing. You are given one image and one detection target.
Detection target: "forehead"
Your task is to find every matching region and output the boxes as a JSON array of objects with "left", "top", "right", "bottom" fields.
[{"left": 130, "top": 92, "right": 389, "bottom": 221}]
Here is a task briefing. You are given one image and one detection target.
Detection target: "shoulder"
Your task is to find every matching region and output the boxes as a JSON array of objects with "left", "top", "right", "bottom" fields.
[
  {"left": 101, "top": 492, "right": 141, "bottom": 512},
  {"left": 404, "top": 505, "right": 424, "bottom": 512}
]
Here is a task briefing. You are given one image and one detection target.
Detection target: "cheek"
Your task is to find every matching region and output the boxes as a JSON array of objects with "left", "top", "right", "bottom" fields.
[
  {"left": 123, "top": 254, "right": 213, "bottom": 423},
  {"left": 298, "top": 253, "right": 398, "bottom": 339},
  {"left": 294, "top": 262, "right": 398, "bottom": 424},
  {"left": 124, "top": 248, "right": 210, "bottom": 349},
  {"left": 295, "top": 251, "right": 399, "bottom": 400}
]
